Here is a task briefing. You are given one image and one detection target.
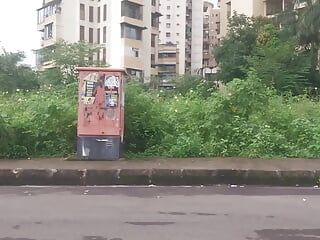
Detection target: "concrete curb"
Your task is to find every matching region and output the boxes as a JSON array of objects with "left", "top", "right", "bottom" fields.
[{"left": 0, "top": 168, "right": 319, "bottom": 186}]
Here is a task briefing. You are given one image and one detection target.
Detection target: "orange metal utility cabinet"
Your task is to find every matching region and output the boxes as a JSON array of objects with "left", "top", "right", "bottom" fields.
[{"left": 76, "top": 67, "right": 126, "bottom": 160}]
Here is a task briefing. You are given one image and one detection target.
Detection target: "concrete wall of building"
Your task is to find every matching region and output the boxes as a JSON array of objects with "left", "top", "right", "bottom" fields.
[
  {"left": 191, "top": 0, "right": 203, "bottom": 74},
  {"left": 219, "top": 0, "right": 264, "bottom": 39},
  {"left": 231, "top": 0, "right": 253, "bottom": 16},
  {"left": 37, "top": 0, "right": 159, "bottom": 80},
  {"left": 252, "top": 0, "right": 265, "bottom": 17},
  {"left": 159, "top": 0, "right": 186, "bottom": 75},
  {"left": 219, "top": 0, "right": 229, "bottom": 39},
  {"left": 107, "top": 0, "right": 123, "bottom": 70}
]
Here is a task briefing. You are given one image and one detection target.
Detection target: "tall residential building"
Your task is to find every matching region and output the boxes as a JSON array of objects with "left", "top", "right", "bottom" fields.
[
  {"left": 36, "top": 0, "right": 161, "bottom": 80},
  {"left": 219, "top": 0, "right": 307, "bottom": 39},
  {"left": 158, "top": 43, "right": 179, "bottom": 80},
  {"left": 159, "top": 0, "right": 203, "bottom": 75},
  {"left": 203, "top": 1, "right": 220, "bottom": 69}
]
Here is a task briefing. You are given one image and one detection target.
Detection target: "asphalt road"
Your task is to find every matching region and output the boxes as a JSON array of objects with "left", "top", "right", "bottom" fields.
[{"left": 0, "top": 186, "right": 319, "bottom": 240}]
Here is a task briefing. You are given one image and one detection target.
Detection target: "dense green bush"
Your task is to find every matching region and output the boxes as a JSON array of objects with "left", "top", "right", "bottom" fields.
[
  {"left": 124, "top": 83, "right": 166, "bottom": 153},
  {"left": 0, "top": 83, "right": 77, "bottom": 158},
  {"left": 135, "top": 71, "right": 320, "bottom": 158},
  {"left": 1, "top": 72, "right": 320, "bottom": 159}
]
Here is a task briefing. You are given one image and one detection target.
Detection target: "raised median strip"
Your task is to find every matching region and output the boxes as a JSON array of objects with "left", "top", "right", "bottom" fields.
[{"left": 0, "top": 168, "right": 319, "bottom": 186}]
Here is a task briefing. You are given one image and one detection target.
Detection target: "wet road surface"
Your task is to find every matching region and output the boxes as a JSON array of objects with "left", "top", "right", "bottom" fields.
[{"left": 0, "top": 186, "right": 319, "bottom": 240}]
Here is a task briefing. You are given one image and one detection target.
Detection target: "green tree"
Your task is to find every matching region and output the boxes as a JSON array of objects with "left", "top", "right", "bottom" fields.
[
  {"left": 297, "top": 0, "right": 320, "bottom": 86},
  {"left": 214, "top": 13, "right": 271, "bottom": 83},
  {"left": 0, "top": 49, "right": 39, "bottom": 93},
  {"left": 249, "top": 24, "right": 311, "bottom": 94},
  {"left": 124, "top": 82, "right": 165, "bottom": 153},
  {"left": 38, "top": 41, "right": 105, "bottom": 85}
]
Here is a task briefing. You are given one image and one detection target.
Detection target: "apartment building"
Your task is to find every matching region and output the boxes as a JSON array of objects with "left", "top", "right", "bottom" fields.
[
  {"left": 219, "top": 0, "right": 307, "bottom": 38},
  {"left": 158, "top": 43, "right": 179, "bottom": 80},
  {"left": 203, "top": 1, "right": 220, "bottom": 69},
  {"left": 36, "top": 0, "right": 161, "bottom": 80},
  {"left": 159, "top": 0, "right": 203, "bottom": 75}
]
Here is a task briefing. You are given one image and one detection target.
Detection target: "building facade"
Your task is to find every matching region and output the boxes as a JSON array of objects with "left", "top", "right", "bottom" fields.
[
  {"left": 158, "top": 0, "right": 203, "bottom": 75},
  {"left": 203, "top": 1, "right": 220, "bottom": 69},
  {"left": 219, "top": 0, "right": 307, "bottom": 39},
  {"left": 36, "top": 0, "right": 161, "bottom": 80},
  {"left": 158, "top": 43, "right": 179, "bottom": 80}
]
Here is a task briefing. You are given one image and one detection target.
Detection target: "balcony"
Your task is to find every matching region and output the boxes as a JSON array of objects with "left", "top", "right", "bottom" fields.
[
  {"left": 159, "top": 43, "right": 177, "bottom": 52},
  {"left": 158, "top": 57, "right": 177, "bottom": 65},
  {"left": 158, "top": 65, "right": 177, "bottom": 73},
  {"left": 121, "top": 16, "right": 145, "bottom": 29},
  {"left": 41, "top": 38, "right": 55, "bottom": 48},
  {"left": 37, "top": 0, "right": 61, "bottom": 30},
  {"left": 151, "top": 0, "right": 160, "bottom": 13},
  {"left": 151, "top": 12, "right": 161, "bottom": 33},
  {"left": 265, "top": 0, "right": 295, "bottom": 16}
]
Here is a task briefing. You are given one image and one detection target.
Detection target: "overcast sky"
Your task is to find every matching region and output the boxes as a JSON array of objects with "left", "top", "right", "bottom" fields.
[
  {"left": 0, "top": 0, "right": 42, "bottom": 66},
  {"left": 0, "top": 0, "right": 218, "bottom": 67}
]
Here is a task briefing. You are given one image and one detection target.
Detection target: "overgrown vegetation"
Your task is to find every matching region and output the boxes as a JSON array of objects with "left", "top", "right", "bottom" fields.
[
  {"left": 0, "top": 49, "right": 39, "bottom": 93},
  {"left": 1, "top": 2, "right": 320, "bottom": 159},
  {"left": 0, "top": 84, "right": 77, "bottom": 158},
  {"left": 1, "top": 71, "right": 320, "bottom": 158},
  {"left": 215, "top": 1, "right": 320, "bottom": 94}
]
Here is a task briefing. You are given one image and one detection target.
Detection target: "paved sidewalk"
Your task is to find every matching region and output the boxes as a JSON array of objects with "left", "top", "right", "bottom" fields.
[{"left": 0, "top": 157, "right": 319, "bottom": 186}]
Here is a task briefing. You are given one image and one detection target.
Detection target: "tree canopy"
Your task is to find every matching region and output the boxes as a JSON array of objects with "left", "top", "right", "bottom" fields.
[
  {"left": 38, "top": 41, "right": 105, "bottom": 85},
  {"left": 0, "top": 49, "right": 38, "bottom": 93},
  {"left": 214, "top": 6, "right": 320, "bottom": 94}
]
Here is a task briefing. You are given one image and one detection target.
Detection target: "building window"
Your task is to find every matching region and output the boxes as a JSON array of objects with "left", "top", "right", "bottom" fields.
[
  {"left": 132, "top": 48, "right": 139, "bottom": 57},
  {"left": 216, "top": 22, "right": 221, "bottom": 34},
  {"left": 80, "top": 4, "right": 85, "bottom": 20},
  {"left": 166, "top": 23, "right": 171, "bottom": 28},
  {"left": 97, "top": 28, "right": 100, "bottom": 44},
  {"left": 44, "top": 23, "right": 53, "bottom": 39},
  {"left": 166, "top": 32, "right": 171, "bottom": 37},
  {"left": 159, "top": 53, "right": 176, "bottom": 58},
  {"left": 89, "top": 6, "right": 94, "bottom": 22},
  {"left": 152, "top": 0, "right": 156, "bottom": 6},
  {"left": 151, "top": 34, "right": 156, "bottom": 47},
  {"left": 121, "top": 1, "right": 143, "bottom": 20},
  {"left": 127, "top": 68, "right": 143, "bottom": 78},
  {"left": 166, "top": 14, "right": 171, "bottom": 19},
  {"left": 167, "top": 6, "right": 170, "bottom": 10},
  {"left": 102, "top": 48, "right": 106, "bottom": 64},
  {"left": 103, "top": 26, "right": 107, "bottom": 43},
  {"left": 37, "top": 3, "right": 59, "bottom": 24},
  {"left": 121, "top": 24, "right": 142, "bottom": 40},
  {"left": 89, "top": 28, "right": 94, "bottom": 43},
  {"left": 151, "top": 54, "right": 156, "bottom": 68},
  {"left": 80, "top": 25, "right": 85, "bottom": 41},
  {"left": 227, "top": 1, "right": 231, "bottom": 18},
  {"left": 97, "top": 7, "right": 101, "bottom": 23},
  {"left": 103, "top": 4, "right": 107, "bottom": 21},
  {"left": 158, "top": 65, "right": 176, "bottom": 72},
  {"left": 151, "top": 13, "right": 159, "bottom": 28}
]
